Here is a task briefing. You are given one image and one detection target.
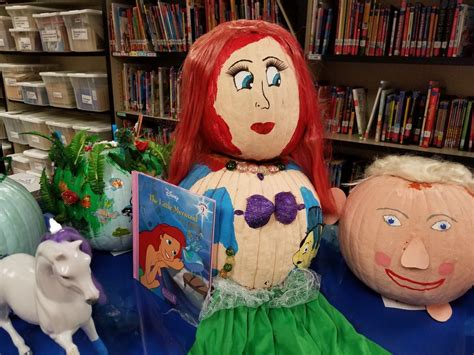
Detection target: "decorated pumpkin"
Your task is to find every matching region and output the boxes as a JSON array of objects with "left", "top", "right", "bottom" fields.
[
  {"left": 339, "top": 155, "right": 474, "bottom": 322},
  {"left": 168, "top": 20, "right": 386, "bottom": 354},
  {"left": 0, "top": 175, "right": 46, "bottom": 257},
  {"left": 41, "top": 129, "right": 172, "bottom": 252}
]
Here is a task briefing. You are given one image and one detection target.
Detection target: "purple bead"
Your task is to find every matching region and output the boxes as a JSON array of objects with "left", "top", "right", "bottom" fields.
[
  {"left": 244, "top": 195, "right": 275, "bottom": 229},
  {"left": 274, "top": 192, "right": 298, "bottom": 225},
  {"left": 234, "top": 210, "right": 244, "bottom": 216},
  {"left": 257, "top": 173, "right": 264, "bottom": 181},
  {"left": 298, "top": 204, "right": 305, "bottom": 211}
]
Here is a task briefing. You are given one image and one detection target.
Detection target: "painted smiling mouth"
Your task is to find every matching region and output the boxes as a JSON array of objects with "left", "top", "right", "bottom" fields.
[
  {"left": 250, "top": 122, "right": 275, "bottom": 134},
  {"left": 385, "top": 269, "right": 445, "bottom": 291}
]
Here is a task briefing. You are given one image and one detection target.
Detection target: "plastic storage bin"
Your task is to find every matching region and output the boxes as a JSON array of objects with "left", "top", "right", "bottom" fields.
[
  {"left": 46, "top": 118, "right": 76, "bottom": 145},
  {"left": 9, "top": 28, "right": 42, "bottom": 51},
  {"left": 1, "top": 64, "right": 57, "bottom": 101},
  {"left": 20, "top": 82, "right": 49, "bottom": 105},
  {"left": 20, "top": 115, "right": 52, "bottom": 150},
  {"left": 23, "top": 148, "right": 53, "bottom": 175},
  {"left": 0, "top": 16, "right": 15, "bottom": 51},
  {"left": 40, "top": 71, "right": 76, "bottom": 108},
  {"left": 1, "top": 141, "right": 13, "bottom": 156},
  {"left": 61, "top": 10, "right": 104, "bottom": 52},
  {"left": 0, "top": 113, "right": 7, "bottom": 139},
  {"left": 68, "top": 73, "right": 109, "bottom": 112},
  {"left": 7, "top": 153, "right": 30, "bottom": 174},
  {"left": 73, "top": 121, "right": 112, "bottom": 141},
  {"left": 0, "top": 111, "right": 28, "bottom": 144},
  {"left": 5, "top": 5, "right": 57, "bottom": 30},
  {"left": 33, "top": 12, "right": 70, "bottom": 52}
]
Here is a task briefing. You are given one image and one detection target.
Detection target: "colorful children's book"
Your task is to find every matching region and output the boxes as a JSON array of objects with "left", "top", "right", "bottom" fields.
[{"left": 132, "top": 172, "right": 216, "bottom": 326}]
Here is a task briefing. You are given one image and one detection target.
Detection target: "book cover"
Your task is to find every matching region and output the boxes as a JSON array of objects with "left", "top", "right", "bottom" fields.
[{"left": 133, "top": 172, "right": 216, "bottom": 325}]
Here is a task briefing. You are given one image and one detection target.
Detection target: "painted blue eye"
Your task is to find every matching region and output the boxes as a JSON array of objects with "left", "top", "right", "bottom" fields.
[
  {"left": 431, "top": 220, "right": 451, "bottom": 232},
  {"left": 233, "top": 70, "right": 254, "bottom": 90},
  {"left": 383, "top": 215, "right": 401, "bottom": 227},
  {"left": 266, "top": 66, "right": 281, "bottom": 87}
]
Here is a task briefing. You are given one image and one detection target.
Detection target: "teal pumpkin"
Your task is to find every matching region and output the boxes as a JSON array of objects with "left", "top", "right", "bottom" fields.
[{"left": 0, "top": 175, "right": 46, "bottom": 257}]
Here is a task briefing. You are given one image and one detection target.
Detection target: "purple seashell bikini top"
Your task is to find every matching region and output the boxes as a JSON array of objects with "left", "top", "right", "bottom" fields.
[{"left": 234, "top": 192, "right": 305, "bottom": 229}]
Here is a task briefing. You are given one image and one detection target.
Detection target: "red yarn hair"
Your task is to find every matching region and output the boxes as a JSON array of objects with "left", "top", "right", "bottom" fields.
[
  {"left": 169, "top": 20, "right": 335, "bottom": 214},
  {"left": 138, "top": 224, "right": 186, "bottom": 272}
]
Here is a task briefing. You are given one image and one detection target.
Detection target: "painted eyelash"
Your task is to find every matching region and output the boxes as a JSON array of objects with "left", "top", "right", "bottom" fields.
[
  {"left": 266, "top": 58, "right": 288, "bottom": 71},
  {"left": 226, "top": 64, "right": 250, "bottom": 76}
]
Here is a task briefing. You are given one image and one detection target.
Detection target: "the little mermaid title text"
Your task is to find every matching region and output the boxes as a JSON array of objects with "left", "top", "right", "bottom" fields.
[{"left": 150, "top": 194, "right": 198, "bottom": 222}]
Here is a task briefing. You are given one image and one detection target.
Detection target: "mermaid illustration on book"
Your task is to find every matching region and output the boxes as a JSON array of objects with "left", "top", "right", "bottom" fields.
[{"left": 168, "top": 20, "right": 388, "bottom": 354}]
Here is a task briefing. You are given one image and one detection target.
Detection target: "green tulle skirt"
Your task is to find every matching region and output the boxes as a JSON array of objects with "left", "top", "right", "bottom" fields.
[{"left": 189, "top": 272, "right": 389, "bottom": 355}]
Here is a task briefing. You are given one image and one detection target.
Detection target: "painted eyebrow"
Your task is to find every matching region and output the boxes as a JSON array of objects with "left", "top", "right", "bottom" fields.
[
  {"left": 227, "top": 59, "right": 253, "bottom": 71},
  {"left": 262, "top": 55, "right": 283, "bottom": 62},
  {"left": 426, "top": 214, "right": 458, "bottom": 223},
  {"left": 376, "top": 208, "right": 409, "bottom": 219}
]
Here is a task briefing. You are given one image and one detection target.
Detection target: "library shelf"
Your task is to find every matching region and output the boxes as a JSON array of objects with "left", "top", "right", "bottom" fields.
[
  {"left": 112, "top": 51, "right": 187, "bottom": 59},
  {"left": 308, "top": 54, "right": 474, "bottom": 66},
  {"left": 0, "top": 51, "right": 106, "bottom": 57},
  {"left": 116, "top": 111, "right": 179, "bottom": 123},
  {"left": 327, "top": 133, "right": 474, "bottom": 159}
]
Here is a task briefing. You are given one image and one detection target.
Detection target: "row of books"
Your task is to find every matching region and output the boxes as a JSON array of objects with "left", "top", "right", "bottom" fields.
[
  {"left": 332, "top": 0, "right": 474, "bottom": 57},
  {"left": 307, "top": 0, "right": 334, "bottom": 55},
  {"left": 320, "top": 81, "right": 474, "bottom": 151},
  {"left": 109, "top": 0, "right": 282, "bottom": 53},
  {"left": 122, "top": 64, "right": 180, "bottom": 119},
  {"left": 326, "top": 158, "right": 370, "bottom": 193}
]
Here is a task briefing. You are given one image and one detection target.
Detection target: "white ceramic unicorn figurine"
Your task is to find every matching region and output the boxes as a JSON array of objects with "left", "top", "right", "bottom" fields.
[{"left": 0, "top": 227, "right": 108, "bottom": 355}]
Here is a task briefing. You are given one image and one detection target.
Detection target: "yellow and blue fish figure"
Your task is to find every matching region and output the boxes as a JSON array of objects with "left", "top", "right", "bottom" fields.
[{"left": 292, "top": 206, "right": 323, "bottom": 269}]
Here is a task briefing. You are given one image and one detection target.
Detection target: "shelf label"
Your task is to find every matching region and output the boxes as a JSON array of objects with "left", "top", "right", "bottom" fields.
[
  {"left": 92, "top": 89, "right": 97, "bottom": 101},
  {"left": 13, "top": 16, "right": 30, "bottom": 29},
  {"left": 11, "top": 131, "right": 19, "bottom": 139},
  {"left": 52, "top": 91, "right": 63, "bottom": 99},
  {"left": 6, "top": 78, "right": 16, "bottom": 85},
  {"left": 41, "top": 29, "right": 59, "bottom": 42},
  {"left": 34, "top": 163, "right": 44, "bottom": 170},
  {"left": 19, "top": 37, "right": 32, "bottom": 50},
  {"left": 71, "top": 28, "right": 88, "bottom": 41},
  {"left": 26, "top": 91, "right": 37, "bottom": 100},
  {"left": 32, "top": 136, "right": 40, "bottom": 143},
  {"left": 82, "top": 94, "right": 92, "bottom": 105},
  {"left": 0, "top": 38, "right": 5, "bottom": 47}
]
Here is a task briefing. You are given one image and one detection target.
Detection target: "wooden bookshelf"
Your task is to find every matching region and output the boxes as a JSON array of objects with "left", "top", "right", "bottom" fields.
[
  {"left": 327, "top": 133, "right": 474, "bottom": 159},
  {"left": 308, "top": 54, "right": 474, "bottom": 66},
  {"left": 0, "top": 51, "right": 106, "bottom": 56}
]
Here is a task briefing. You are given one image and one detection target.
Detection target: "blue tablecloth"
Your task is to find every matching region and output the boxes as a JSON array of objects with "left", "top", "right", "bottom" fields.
[{"left": 1, "top": 233, "right": 473, "bottom": 355}]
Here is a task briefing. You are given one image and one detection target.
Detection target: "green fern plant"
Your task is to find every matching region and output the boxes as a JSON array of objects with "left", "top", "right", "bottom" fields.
[
  {"left": 39, "top": 170, "right": 57, "bottom": 214},
  {"left": 87, "top": 144, "right": 106, "bottom": 195}
]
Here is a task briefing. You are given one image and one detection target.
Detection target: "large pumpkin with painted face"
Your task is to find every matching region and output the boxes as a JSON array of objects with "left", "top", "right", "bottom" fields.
[
  {"left": 339, "top": 156, "right": 474, "bottom": 306},
  {"left": 169, "top": 20, "right": 336, "bottom": 290}
]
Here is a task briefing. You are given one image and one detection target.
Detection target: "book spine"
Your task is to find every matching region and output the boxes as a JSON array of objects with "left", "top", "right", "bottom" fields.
[
  {"left": 388, "top": 9, "right": 398, "bottom": 55},
  {"left": 391, "top": 90, "right": 406, "bottom": 142},
  {"left": 427, "top": 7, "right": 438, "bottom": 56},
  {"left": 416, "top": 6, "right": 427, "bottom": 57},
  {"left": 459, "top": 100, "right": 472, "bottom": 149},
  {"left": 315, "top": 6, "right": 325, "bottom": 54},
  {"left": 403, "top": 91, "right": 419, "bottom": 142},
  {"left": 468, "top": 105, "right": 474, "bottom": 151},
  {"left": 442, "top": 0, "right": 457, "bottom": 56},
  {"left": 309, "top": 0, "right": 319, "bottom": 54},
  {"left": 405, "top": 5, "right": 415, "bottom": 56},
  {"left": 421, "top": 87, "right": 441, "bottom": 147},
  {"left": 400, "top": 95, "right": 412, "bottom": 143},
  {"left": 335, "top": 0, "right": 347, "bottom": 54},
  {"left": 410, "top": 3, "right": 422, "bottom": 56},
  {"left": 401, "top": 4, "right": 412, "bottom": 56},
  {"left": 322, "top": 9, "right": 333, "bottom": 54},
  {"left": 394, "top": 0, "right": 407, "bottom": 56},
  {"left": 359, "top": 0, "right": 372, "bottom": 55},
  {"left": 447, "top": 0, "right": 462, "bottom": 57}
]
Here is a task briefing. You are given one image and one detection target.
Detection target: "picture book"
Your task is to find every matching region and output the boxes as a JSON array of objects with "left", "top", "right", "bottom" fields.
[{"left": 132, "top": 172, "right": 216, "bottom": 326}]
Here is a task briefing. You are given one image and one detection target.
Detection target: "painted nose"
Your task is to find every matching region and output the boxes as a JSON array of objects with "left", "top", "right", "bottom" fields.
[
  {"left": 255, "top": 81, "right": 270, "bottom": 109},
  {"left": 401, "top": 237, "right": 430, "bottom": 270},
  {"left": 86, "top": 296, "right": 99, "bottom": 305}
]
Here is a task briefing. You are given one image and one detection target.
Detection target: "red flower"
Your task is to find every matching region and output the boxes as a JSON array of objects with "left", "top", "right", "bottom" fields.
[
  {"left": 135, "top": 140, "right": 149, "bottom": 152},
  {"left": 84, "top": 145, "right": 92, "bottom": 152},
  {"left": 81, "top": 195, "right": 91, "bottom": 208},
  {"left": 61, "top": 190, "right": 80, "bottom": 205}
]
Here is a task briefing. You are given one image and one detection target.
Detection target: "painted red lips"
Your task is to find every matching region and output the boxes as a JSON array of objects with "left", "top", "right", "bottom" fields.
[
  {"left": 250, "top": 122, "right": 275, "bottom": 135},
  {"left": 385, "top": 269, "right": 445, "bottom": 291}
]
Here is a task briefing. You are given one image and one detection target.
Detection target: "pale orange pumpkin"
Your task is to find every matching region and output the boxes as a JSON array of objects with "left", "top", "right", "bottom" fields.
[{"left": 339, "top": 174, "right": 474, "bottom": 307}]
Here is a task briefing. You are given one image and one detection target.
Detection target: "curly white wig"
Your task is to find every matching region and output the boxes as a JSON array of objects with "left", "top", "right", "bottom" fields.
[{"left": 365, "top": 155, "right": 474, "bottom": 194}]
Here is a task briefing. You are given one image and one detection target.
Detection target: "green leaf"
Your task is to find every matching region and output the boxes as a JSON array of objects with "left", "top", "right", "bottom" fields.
[
  {"left": 40, "top": 170, "right": 57, "bottom": 214},
  {"left": 87, "top": 144, "right": 106, "bottom": 195}
]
